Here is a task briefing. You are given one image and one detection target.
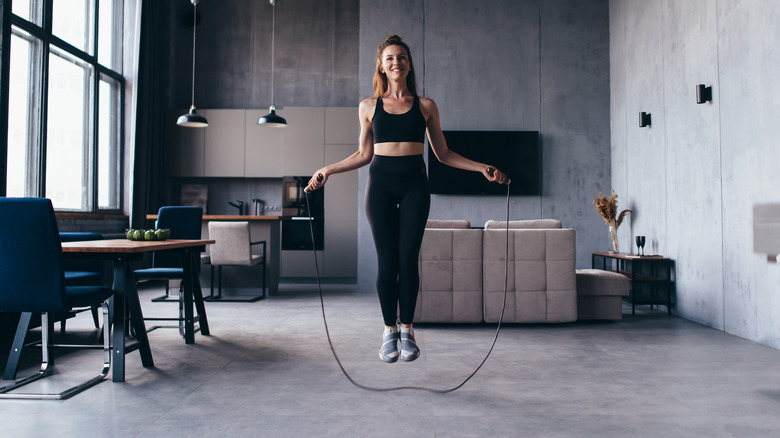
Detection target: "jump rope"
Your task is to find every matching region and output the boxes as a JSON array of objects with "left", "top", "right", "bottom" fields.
[{"left": 304, "top": 171, "right": 511, "bottom": 393}]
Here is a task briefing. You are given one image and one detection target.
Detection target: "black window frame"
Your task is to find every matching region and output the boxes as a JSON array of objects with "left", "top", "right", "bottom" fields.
[{"left": 0, "top": 0, "right": 125, "bottom": 214}]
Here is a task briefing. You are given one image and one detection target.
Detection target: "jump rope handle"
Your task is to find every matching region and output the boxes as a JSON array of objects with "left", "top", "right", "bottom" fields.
[
  {"left": 487, "top": 167, "right": 511, "bottom": 186},
  {"left": 304, "top": 173, "right": 324, "bottom": 193}
]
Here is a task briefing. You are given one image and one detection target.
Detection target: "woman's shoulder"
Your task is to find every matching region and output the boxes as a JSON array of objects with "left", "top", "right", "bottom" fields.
[
  {"left": 418, "top": 96, "right": 439, "bottom": 119},
  {"left": 360, "top": 97, "right": 378, "bottom": 108},
  {"left": 418, "top": 96, "right": 438, "bottom": 109},
  {"left": 359, "top": 97, "right": 378, "bottom": 122}
]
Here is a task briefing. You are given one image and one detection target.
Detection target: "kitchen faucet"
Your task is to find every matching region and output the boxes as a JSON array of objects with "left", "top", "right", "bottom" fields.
[{"left": 228, "top": 200, "right": 244, "bottom": 215}]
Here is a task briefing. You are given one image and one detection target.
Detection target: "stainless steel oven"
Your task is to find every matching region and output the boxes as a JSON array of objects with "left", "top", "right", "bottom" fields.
[
  {"left": 281, "top": 176, "right": 324, "bottom": 250},
  {"left": 282, "top": 217, "right": 324, "bottom": 250}
]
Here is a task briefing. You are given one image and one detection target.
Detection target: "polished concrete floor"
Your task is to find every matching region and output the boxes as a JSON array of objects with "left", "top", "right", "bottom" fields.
[{"left": 2, "top": 282, "right": 780, "bottom": 437}]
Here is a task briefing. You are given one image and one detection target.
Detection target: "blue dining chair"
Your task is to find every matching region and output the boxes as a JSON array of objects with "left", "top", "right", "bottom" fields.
[
  {"left": 134, "top": 206, "right": 206, "bottom": 336},
  {"left": 60, "top": 232, "right": 105, "bottom": 287},
  {"left": 0, "top": 198, "right": 114, "bottom": 400},
  {"left": 59, "top": 232, "right": 106, "bottom": 330}
]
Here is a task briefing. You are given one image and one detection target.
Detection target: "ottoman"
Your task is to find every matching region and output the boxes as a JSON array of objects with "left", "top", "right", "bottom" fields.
[{"left": 576, "top": 269, "right": 630, "bottom": 320}]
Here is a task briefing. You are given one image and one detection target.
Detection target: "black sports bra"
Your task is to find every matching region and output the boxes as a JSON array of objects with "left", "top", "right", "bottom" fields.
[{"left": 371, "top": 96, "right": 427, "bottom": 144}]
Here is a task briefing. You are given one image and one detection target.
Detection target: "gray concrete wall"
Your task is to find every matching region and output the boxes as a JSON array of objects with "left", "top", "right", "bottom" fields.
[
  {"left": 166, "top": 0, "right": 360, "bottom": 109},
  {"left": 610, "top": 0, "right": 780, "bottom": 348},
  {"left": 358, "top": 0, "right": 612, "bottom": 294},
  {"left": 162, "top": 0, "right": 611, "bottom": 295}
]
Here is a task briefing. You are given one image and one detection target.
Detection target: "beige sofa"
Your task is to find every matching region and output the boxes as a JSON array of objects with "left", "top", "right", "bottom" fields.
[
  {"left": 414, "top": 220, "right": 484, "bottom": 322},
  {"left": 415, "top": 219, "right": 577, "bottom": 324}
]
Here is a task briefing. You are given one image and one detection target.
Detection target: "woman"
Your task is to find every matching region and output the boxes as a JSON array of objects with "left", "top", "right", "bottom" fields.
[{"left": 306, "top": 35, "right": 508, "bottom": 363}]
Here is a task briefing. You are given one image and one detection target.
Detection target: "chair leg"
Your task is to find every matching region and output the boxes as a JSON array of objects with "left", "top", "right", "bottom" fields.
[
  {"left": 0, "top": 305, "right": 110, "bottom": 400},
  {"left": 210, "top": 265, "right": 214, "bottom": 298},
  {"left": 3, "top": 312, "right": 33, "bottom": 380},
  {"left": 91, "top": 306, "right": 100, "bottom": 328},
  {"left": 262, "top": 262, "right": 267, "bottom": 298},
  {"left": 217, "top": 266, "right": 223, "bottom": 299}
]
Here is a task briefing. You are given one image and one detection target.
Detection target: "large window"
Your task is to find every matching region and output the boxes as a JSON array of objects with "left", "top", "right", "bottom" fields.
[{"left": 6, "top": 0, "right": 124, "bottom": 212}]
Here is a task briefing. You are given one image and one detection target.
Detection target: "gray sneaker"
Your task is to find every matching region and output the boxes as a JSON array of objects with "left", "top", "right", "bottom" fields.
[
  {"left": 379, "top": 326, "right": 399, "bottom": 363},
  {"left": 400, "top": 328, "right": 420, "bottom": 362}
]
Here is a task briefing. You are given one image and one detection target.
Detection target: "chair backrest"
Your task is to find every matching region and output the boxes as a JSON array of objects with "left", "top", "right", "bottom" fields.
[
  {"left": 0, "top": 198, "right": 68, "bottom": 313},
  {"left": 60, "top": 232, "right": 104, "bottom": 274},
  {"left": 153, "top": 206, "right": 203, "bottom": 267},
  {"left": 208, "top": 221, "right": 252, "bottom": 266}
]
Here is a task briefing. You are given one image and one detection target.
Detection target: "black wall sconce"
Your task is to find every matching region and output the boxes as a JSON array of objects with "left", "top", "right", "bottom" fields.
[
  {"left": 639, "top": 112, "right": 651, "bottom": 128},
  {"left": 696, "top": 84, "right": 712, "bottom": 104}
]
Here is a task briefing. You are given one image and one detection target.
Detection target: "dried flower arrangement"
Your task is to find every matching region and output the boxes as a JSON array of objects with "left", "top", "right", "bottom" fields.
[{"left": 593, "top": 190, "right": 631, "bottom": 252}]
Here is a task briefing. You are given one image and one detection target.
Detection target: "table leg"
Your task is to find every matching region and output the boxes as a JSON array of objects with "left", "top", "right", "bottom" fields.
[
  {"left": 182, "top": 252, "right": 196, "bottom": 344},
  {"left": 189, "top": 250, "right": 210, "bottom": 336},
  {"left": 268, "top": 221, "right": 280, "bottom": 296},
  {"left": 112, "top": 259, "right": 154, "bottom": 382}
]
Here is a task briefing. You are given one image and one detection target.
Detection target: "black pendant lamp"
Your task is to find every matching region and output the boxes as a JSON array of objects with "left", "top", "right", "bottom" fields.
[
  {"left": 258, "top": 0, "right": 287, "bottom": 127},
  {"left": 177, "top": 0, "right": 208, "bottom": 128}
]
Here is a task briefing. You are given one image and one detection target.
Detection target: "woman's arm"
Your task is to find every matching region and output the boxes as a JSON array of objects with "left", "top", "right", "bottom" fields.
[
  {"left": 305, "top": 99, "right": 376, "bottom": 192},
  {"left": 422, "top": 98, "right": 509, "bottom": 184}
]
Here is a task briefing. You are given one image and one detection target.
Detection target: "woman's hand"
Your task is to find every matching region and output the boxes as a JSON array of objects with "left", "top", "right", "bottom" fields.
[
  {"left": 483, "top": 166, "right": 510, "bottom": 185},
  {"left": 305, "top": 169, "right": 328, "bottom": 192}
]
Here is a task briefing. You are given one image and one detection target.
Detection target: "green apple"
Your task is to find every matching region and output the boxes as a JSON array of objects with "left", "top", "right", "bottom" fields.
[
  {"left": 155, "top": 229, "right": 167, "bottom": 240},
  {"left": 144, "top": 229, "right": 155, "bottom": 240},
  {"left": 133, "top": 229, "right": 144, "bottom": 240},
  {"left": 126, "top": 229, "right": 135, "bottom": 240}
]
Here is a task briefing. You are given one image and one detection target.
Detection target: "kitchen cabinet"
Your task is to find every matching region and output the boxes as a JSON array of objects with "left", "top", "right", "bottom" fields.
[
  {"left": 165, "top": 109, "right": 206, "bottom": 177},
  {"left": 323, "top": 143, "right": 358, "bottom": 220},
  {"left": 167, "top": 107, "right": 359, "bottom": 178},
  {"left": 245, "top": 109, "right": 285, "bottom": 177},
  {"left": 325, "top": 107, "right": 359, "bottom": 145},
  {"left": 323, "top": 142, "right": 358, "bottom": 277},
  {"left": 281, "top": 107, "right": 325, "bottom": 176},
  {"left": 323, "top": 220, "right": 358, "bottom": 277},
  {"left": 204, "top": 109, "right": 246, "bottom": 177},
  {"left": 281, "top": 249, "right": 323, "bottom": 278}
]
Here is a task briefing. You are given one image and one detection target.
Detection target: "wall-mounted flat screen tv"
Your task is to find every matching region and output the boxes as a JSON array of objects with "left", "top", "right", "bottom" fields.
[{"left": 428, "top": 131, "right": 541, "bottom": 196}]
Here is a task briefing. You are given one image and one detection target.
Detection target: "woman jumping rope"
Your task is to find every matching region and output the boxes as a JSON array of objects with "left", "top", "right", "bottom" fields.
[{"left": 306, "top": 35, "right": 508, "bottom": 363}]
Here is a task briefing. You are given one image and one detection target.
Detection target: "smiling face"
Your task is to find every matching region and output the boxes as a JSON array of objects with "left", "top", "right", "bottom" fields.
[
  {"left": 372, "top": 35, "right": 418, "bottom": 98},
  {"left": 380, "top": 45, "right": 410, "bottom": 81}
]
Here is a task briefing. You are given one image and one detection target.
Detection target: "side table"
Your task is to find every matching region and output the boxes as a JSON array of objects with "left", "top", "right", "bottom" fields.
[{"left": 591, "top": 252, "right": 675, "bottom": 315}]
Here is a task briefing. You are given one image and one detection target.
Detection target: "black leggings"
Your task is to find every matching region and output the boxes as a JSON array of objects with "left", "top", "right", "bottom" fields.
[{"left": 365, "top": 154, "right": 430, "bottom": 326}]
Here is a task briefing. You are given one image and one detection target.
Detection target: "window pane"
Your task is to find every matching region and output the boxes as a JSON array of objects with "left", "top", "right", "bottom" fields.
[
  {"left": 98, "top": 76, "right": 120, "bottom": 209},
  {"left": 97, "top": 0, "right": 119, "bottom": 69},
  {"left": 52, "top": 0, "right": 94, "bottom": 54},
  {"left": 46, "top": 49, "right": 93, "bottom": 210},
  {"left": 7, "top": 30, "right": 42, "bottom": 197},
  {"left": 12, "top": 0, "right": 43, "bottom": 26}
]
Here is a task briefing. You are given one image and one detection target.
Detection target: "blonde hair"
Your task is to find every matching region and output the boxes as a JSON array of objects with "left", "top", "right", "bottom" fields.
[{"left": 372, "top": 35, "right": 419, "bottom": 99}]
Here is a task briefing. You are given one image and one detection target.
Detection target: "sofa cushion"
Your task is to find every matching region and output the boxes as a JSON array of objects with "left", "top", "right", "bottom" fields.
[
  {"left": 426, "top": 219, "right": 471, "bottom": 229},
  {"left": 576, "top": 269, "right": 630, "bottom": 297},
  {"left": 483, "top": 228, "right": 576, "bottom": 323},
  {"left": 416, "top": 227, "right": 483, "bottom": 323},
  {"left": 484, "top": 219, "right": 562, "bottom": 229}
]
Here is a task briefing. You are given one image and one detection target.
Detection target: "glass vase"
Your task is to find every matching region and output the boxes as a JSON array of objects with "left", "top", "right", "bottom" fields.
[{"left": 608, "top": 223, "right": 619, "bottom": 253}]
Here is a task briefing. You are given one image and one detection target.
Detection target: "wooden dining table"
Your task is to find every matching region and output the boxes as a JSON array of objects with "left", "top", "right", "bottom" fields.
[{"left": 60, "top": 238, "right": 215, "bottom": 382}]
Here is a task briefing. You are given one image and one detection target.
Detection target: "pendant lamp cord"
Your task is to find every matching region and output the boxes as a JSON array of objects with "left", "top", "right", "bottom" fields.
[
  {"left": 270, "top": 0, "right": 276, "bottom": 108},
  {"left": 190, "top": 2, "right": 198, "bottom": 109}
]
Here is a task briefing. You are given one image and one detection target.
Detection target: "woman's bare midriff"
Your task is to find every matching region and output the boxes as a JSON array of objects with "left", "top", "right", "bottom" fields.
[{"left": 373, "top": 142, "right": 425, "bottom": 156}]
